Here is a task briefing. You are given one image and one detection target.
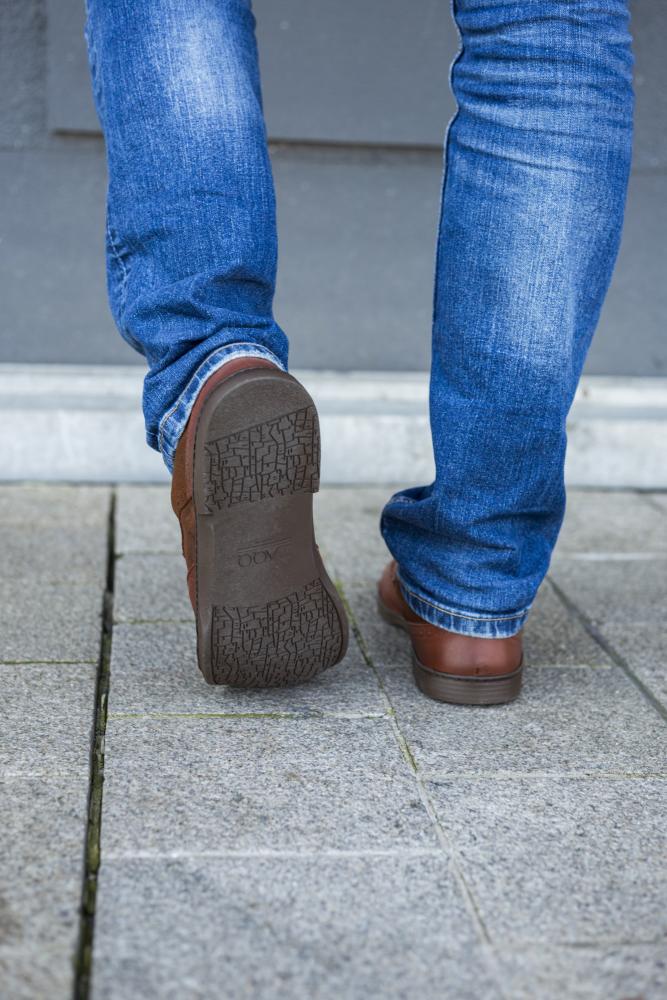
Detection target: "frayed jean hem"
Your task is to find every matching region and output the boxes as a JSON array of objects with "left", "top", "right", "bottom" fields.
[
  {"left": 156, "top": 342, "right": 287, "bottom": 472},
  {"left": 397, "top": 571, "right": 530, "bottom": 639}
]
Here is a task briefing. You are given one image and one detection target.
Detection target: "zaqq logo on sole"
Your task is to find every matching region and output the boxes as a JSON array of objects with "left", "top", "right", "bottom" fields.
[{"left": 236, "top": 536, "right": 291, "bottom": 568}]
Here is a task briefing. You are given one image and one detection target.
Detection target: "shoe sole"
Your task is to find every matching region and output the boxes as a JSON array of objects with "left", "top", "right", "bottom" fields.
[
  {"left": 377, "top": 596, "right": 522, "bottom": 706},
  {"left": 192, "top": 367, "right": 349, "bottom": 687}
]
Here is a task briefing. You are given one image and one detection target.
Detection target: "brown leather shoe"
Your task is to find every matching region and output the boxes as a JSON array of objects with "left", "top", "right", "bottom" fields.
[
  {"left": 171, "top": 356, "right": 348, "bottom": 687},
  {"left": 377, "top": 561, "right": 522, "bottom": 705}
]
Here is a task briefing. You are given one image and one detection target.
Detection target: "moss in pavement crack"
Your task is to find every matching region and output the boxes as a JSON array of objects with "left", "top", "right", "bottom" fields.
[{"left": 74, "top": 491, "right": 115, "bottom": 1000}]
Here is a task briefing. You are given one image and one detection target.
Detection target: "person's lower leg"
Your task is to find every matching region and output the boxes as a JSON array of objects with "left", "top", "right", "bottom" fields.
[
  {"left": 381, "top": 0, "right": 633, "bottom": 637},
  {"left": 85, "top": 0, "right": 286, "bottom": 469}
]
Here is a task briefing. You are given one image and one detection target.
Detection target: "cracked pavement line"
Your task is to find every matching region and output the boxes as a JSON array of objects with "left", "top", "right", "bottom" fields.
[{"left": 74, "top": 489, "right": 116, "bottom": 1000}]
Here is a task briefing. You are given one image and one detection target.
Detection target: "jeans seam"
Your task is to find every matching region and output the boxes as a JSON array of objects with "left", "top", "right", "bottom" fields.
[
  {"left": 86, "top": 4, "right": 137, "bottom": 350},
  {"left": 106, "top": 219, "right": 130, "bottom": 323},
  {"left": 430, "top": 0, "right": 464, "bottom": 339},
  {"left": 397, "top": 572, "right": 530, "bottom": 623}
]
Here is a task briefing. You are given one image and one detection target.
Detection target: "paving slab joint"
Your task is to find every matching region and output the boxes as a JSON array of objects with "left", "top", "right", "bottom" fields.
[
  {"left": 335, "top": 576, "right": 505, "bottom": 980},
  {"left": 637, "top": 491, "right": 667, "bottom": 516},
  {"left": 74, "top": 489, "right": 117, "bottom": 1000},
  {"left": 546, "top": 575, "right": 667, "bottom": 723}
]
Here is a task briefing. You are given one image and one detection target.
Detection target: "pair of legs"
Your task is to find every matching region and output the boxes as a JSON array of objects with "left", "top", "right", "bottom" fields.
[{"left": 85, "top": 1, "right": 633, "bottom": 658}]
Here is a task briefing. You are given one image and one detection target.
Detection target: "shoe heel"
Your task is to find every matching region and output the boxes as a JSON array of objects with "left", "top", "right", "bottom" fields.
[
  {"left": 412, "top": 656, "right": 523, "bottom": 706},
  {"left": 193, "top": 368, "right": 348, "bottom": 687}
]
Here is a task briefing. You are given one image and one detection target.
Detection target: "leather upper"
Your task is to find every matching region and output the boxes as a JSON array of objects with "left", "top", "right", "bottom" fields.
[{"left": 378, "top": 560, "right": 523, "bottom": 678}]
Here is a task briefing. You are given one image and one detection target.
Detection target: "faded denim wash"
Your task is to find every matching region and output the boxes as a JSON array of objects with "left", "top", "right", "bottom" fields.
[{"left": 85, "top": 0, "right": 633, "bottom": 638}]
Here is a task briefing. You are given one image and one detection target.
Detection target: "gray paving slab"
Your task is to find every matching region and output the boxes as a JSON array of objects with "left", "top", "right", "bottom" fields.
[
  {"left": 595, "top": 622, "right": 667, "bottom": 708},
  {"left": 0, "top": 663, "right": 96, "bottom": 776},
  {"left": 426, "top": 777, "right": 667, "bottom": 944},
  {"left": 117, "top": 486, "right": 391, "bottom": 562},
  {"left": 317, "top": 487, "right": 667, "bottom": 582},
  {"left": 315, "top": 487, "right": 391, "bottom": 586},
  {"left": 394, "top": 665, "right": 665, "bottom": 777},
  {"left": 101, "top": 716, "right": 435, "bottom": 856},
  {"left": 3, "top": 483, "right": 663, "bottom": 998},
  {"left": 92, "top": 855, "right": 500, "bottom": 1000},
  {"left": 0, "top": 484, "right": 108, "bottom": 663},
  {"left": 115, "top": 485, "right": 179, "bottom": 555},
  {"left": 337, "top": 589, "right": 666, "bottom": 775},
  {"left": 0, "top": 485, "right": 110, "bottom": 527},
  {"left": 0, "top": 524, "right": 108, "bottom": 584},
  {"left": 554, "top": 489, "right": 667, "bottom": 554},
  {"left": 0, "top": 581, "right": 103, "bottom": 662},
  {"left": 522, "top": 584, "right": 613, "bottom": 669},
  {"left": 497, "top": 943, "right": 667, "bottom": 1000},
  {"left": 307, "top": 490, "right": 667, "bottom": 774},
  {"left": 108, "top": 622, "right": 384, "bottom": 717},
  {"left": 0, "top": 777, "right": 88, "bottom": 1000},
  {"left": 112, "top": 554, "right": 192, "bottom": 623},
  {"left": 647, "top": 492, "right": 667, "bottom": 514},
  {"left": 548, "top": 558, "right": 667, "bottom": 628}
]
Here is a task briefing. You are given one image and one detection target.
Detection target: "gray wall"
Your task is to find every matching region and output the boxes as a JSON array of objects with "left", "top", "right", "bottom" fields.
[{"left": 0, "top": 0, "right": 665, "bottom": 373}]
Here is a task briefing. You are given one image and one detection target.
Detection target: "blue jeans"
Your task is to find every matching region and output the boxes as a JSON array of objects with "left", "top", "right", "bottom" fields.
[{"left": 85, "top": 0, "right": 633, "bottom": 639}]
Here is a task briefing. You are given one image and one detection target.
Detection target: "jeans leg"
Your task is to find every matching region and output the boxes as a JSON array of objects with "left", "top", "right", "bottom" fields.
[
  {"left": 84, "top": 0, "right": 287, "bottom": 469},
  {"left": 381, "top": 0, "right": 633, "bottom": 637}
]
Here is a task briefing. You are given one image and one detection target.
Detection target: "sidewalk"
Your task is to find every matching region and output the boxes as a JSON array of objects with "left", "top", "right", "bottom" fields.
[{"left": 1, "top": 484, "right": 666, "bottom": 999}]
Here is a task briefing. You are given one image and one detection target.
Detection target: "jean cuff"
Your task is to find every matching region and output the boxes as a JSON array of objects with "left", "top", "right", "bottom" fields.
[
  {"left": 396, "top": 570, "right": 530, "bottom": 639},
  {"left": 156, "top": 342, "right": 288, "bottom": 472}
]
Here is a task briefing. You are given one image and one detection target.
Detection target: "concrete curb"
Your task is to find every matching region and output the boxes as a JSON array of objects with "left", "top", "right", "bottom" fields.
[{"left": 0, "top": 364, "right": 666, "bottom": 486}]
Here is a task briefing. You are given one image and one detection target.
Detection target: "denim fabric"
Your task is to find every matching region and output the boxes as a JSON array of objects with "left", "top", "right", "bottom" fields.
[
  {"left": 85, "top": 0, "right": 633, "bottom": 637},
  {"left": 84, "top": 0, "right": 287, "bottom": 466},
  {"left": 381, "top": 0, "right": 633, "bottom": 636}
]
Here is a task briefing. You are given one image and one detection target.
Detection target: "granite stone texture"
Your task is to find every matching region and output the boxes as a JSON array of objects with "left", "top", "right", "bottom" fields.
[
  {"left": 0, "top": 778, "right": 90, "bottom": 1000},
  {"left": 0, "top": 581, "right": 103, "bottom": 662},
  {"left": 646, "top": 492, "right": 667, "bottom": 514},
  {"left": 330, "top": 586, "right": 664, "bottom": 777},
  {"left": 0, "top": 485, "right": 110, "bottom": 526},
  {"left": 548, "top": 558, "right": 667, "bottom": 628},
  {"left": 314, "top": 486, "right": 391, "bottom": 587},
  {"left": 0, "top": 663, "right": 97, "bottom": 776},
  {"left": 101, "top": 716, "right": 435, "bottom": 856},
  {"left": 595, "top": 621, "right": 667, "bottom": 708},
  {"left": 115, "top": 485, "right": 179, "bottom": 555},
  {"left": 521, "top": 583, "right": 614, "bottom": 668},
  {"left": 0, "top": 485, "right": 108, "bottom": 997},
  {"left": 0, "top": 524, "right": 107, "bottom": 583},
  {"left": 381, "top": 665, "right": 666, "bottom": 777},
  {"left": 2, "top": 485, "right": 666, "bottom": 1000},
  {"left": 553, "top": 489, "right": 667, "bottom": 554},
  {"left": 0, "top": 485, "right": 109, "bottom": 663},
  {"left": 108, "top": 622, "right": 384, "bottom": 717},
  {"left": 92, "top": 856, "right": 501, "bottom": 1000},
  {"left": 425, "top": 777, "right": 667, "bottom": 944},
  {"left": 112, "top": 554, "right": 192, "bottom": 624},
  {"left": 497, "top": 944, "right": 667, "bottom": 1000}
]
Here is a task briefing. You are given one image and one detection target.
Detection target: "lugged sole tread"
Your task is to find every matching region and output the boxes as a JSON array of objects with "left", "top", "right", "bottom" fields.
[
  {"left": 203, "top": 404, "right": 320, "bottom": 511},
  {"left": 210, "top": 578, "right": 344, "bottom": 687}
]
